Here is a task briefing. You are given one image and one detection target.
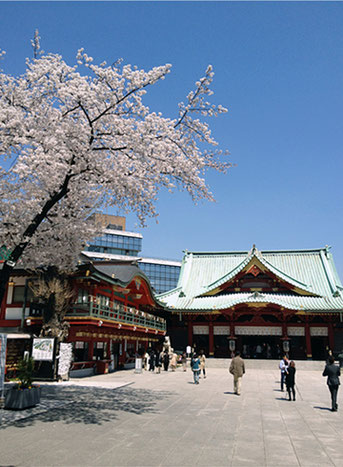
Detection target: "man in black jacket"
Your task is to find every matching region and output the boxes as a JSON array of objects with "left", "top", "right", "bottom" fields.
[{"left": 323, "top": 355, "right": 340, "bottom": 412}]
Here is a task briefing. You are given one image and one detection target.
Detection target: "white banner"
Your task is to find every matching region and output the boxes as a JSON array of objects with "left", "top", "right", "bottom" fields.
[
  {"left": 0, "top": 334, "right": 7, "bottom": 396},
  {"left": 213, "top": 326, "right": 230, "bottom": 335},
  {"left": 288, "top": 326, "right": 305, "bottom": 336},
  {"left": 32, "top": 338, "right": 55, "bottom": 361},
  {"left": 235, "top": 326, "right": 282, "bottom": 336},
  {"left": 310, "top": 327, "right": 328, "bottom": 336},
  {"left": 58, "top": 343, "right": 73, "bottom": 377},
  {"left": 193, "top": 325, "right": 209, "bottom": 335}
]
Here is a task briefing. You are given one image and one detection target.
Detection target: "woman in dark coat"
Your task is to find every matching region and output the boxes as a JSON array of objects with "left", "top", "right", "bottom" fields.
[
  {"left": 323, "top": 355, "right": 340, "bottom": 411},
  {"left": 163, "top": 350, "right": 170, "bottom": 371},
  {"left": 285, "top": 360, "right": 296, "bottom": 401},
  {"left": 149, "top": 351, "right": 155, "bottom": 372}
]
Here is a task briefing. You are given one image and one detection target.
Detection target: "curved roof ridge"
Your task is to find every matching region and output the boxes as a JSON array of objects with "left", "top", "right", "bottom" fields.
[
  {"left": 197, "top": 254, "right": 252, "bottom": 296},
  {"left": 197, "top": 250, "right": 317, "bottom": 298},
  {"left": 156, "top": 286, "right": 182, "bottom": 299},
  {"left": 167, "top": 292, "right": 343, "bottom": 312},
  {"left": 319, "top": 249, "right": 339, "bottom": 295},
  {"left": 257, "top": 255, "right": 311, "bottom": 291}
]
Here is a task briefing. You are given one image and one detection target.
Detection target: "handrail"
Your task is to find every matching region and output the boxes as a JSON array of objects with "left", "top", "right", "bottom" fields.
[{"left": 69, "top": 298, "right": 166, "bottom": 331}]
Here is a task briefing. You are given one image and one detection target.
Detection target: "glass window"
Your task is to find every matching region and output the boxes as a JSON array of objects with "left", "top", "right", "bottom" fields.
[
  {"left": 12, "top": 286, "right": 34, "bottom": 303},
  {"left": 73, "top": 341, "right": 89, "bottom": 362},
  {"left": 77, "top": 289, "right": 89, "bottom": 304}
]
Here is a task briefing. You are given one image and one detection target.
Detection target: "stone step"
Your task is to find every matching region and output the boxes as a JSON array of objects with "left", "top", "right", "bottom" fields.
[{"left": 204, "top": 358, "right": 328, "bottom": 371}]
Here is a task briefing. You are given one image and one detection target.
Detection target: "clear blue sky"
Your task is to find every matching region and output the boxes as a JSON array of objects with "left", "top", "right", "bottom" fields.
[{"left": 1, "top": 2, "right": 343, "bottom": 275}]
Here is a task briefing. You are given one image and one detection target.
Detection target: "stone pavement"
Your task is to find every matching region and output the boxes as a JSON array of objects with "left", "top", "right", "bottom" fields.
[{"left": 1, "top": 365, "right": 343, "bottom": 466}]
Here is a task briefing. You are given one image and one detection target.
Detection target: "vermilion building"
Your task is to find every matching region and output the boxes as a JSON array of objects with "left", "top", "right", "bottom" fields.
[
  {"left": 0, "top": 260, "right": 166, "bottom": 376},
  {"left": 158, "top": 246, "right": 343, "bottom": 360}
]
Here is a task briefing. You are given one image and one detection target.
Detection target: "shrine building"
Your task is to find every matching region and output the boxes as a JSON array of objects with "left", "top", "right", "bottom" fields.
[
  {"left": 1, "top": 260, "right": 167, "bottom": 377},
  {"left": 158, "top": 246, "right": 343, "bottom": 360}
]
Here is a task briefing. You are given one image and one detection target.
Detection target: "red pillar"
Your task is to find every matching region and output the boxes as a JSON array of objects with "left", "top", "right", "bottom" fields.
[
  {"left": 305, "top": 322, "right": 312, "bottom": 359},
  {"left": 88, "top": 339, "right": 94, "bottom": 361},
  {"left": 209, "top": 322, "right": 214, "bottom": 356},
  {"left": 187, "top": 321, "right": 193, "bottom": 346},
  {"left": 328, "top": 323, "right": 334, "bottom": 351}
]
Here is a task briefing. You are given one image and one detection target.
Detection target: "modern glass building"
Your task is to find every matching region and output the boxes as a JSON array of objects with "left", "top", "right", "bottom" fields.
[
  {"left": 139, "top": 259, "right": 181, "bottom": 294},
  {"left": 83, "top": 215, "right": 181, "bottom": 294},
  {"left": 86, "top": 229, "right": 143, "bottom": 257}
]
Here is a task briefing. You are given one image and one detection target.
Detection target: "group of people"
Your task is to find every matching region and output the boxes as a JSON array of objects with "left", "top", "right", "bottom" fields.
[
  {"left": 145, "top": 349, "right": 173, "bottom": 373},
  {"left": 229, "top": 351, "right": 340, "bottom": 411},
  {"left": 145, "top": 349, "right": 190, "bottom": 373},
  {"left": 147, "top": 346, "right": 341, "bottom": 412}
]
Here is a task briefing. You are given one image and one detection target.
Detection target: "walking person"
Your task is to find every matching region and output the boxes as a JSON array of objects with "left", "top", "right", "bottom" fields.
[
  {"left": 200, "top": 350, "right": 206, "bottom": 379},
  {"left": 163, "top": 350, "right": 170, "bottom": 371},
  {"left": 144, "top": 351, "right": 149, "bottom": 371},
  {"left": 323, "top": 354, "right": 340, "bottom": 412},
  {"left": 149, "top": 350, "right": 155, "bottom": 372},
  {"left": 155, "top": 350, "right": 162, "bottom": 374},
  {"left": 191, "top": 352, "right": 201, "bottom": 384},
  {"left": 279, "top": 355, "right": 288, "bottom": 392},
  {"left": 229, "top": 351, "right": 245, "bottom": 395},
  {"left": 285, "top": 360, "right": 296, "bottom": 401},
  {"left": 181, "top": 351, "right": 187, "bottom": 371},
  {"left": 170, "top": 351, "right": 177, "bottom": 371}
]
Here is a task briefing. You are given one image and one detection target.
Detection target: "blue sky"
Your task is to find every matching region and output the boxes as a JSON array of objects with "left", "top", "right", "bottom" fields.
[{"left": 1, "top": 2, "right": 343, "bottom": 275}]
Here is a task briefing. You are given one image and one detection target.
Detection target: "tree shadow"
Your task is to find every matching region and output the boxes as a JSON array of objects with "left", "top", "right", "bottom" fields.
[{"left": 1, "top": 384, "right": 173, "bottom": 429}]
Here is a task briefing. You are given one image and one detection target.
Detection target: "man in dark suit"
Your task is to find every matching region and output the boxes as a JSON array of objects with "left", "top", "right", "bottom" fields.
[{"left": 323, "top": 355, "right": 340, "bottom": 412}]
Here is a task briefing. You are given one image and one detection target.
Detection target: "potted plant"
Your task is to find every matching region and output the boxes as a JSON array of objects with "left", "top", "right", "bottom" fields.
[{"left": 5, "top": 357, "right": 41, "bottom": 410}]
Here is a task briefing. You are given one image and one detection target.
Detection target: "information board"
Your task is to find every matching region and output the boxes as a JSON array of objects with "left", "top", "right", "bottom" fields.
[{"left": 32, "top": 338, "right": 55, "bottom": 361}]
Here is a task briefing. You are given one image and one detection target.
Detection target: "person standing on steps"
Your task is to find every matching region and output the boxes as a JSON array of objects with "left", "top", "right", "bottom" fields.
[
  {"left": 229, "top": 351, "right": 245, "bottom": 395},
  {"left": 323, "top": 354, "right": 340, "bottom": 412}
]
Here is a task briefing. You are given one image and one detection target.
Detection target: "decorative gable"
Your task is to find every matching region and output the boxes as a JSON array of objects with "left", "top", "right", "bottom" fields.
[{"left": 200, "top": 252, "right": 316, "bottom": 298}]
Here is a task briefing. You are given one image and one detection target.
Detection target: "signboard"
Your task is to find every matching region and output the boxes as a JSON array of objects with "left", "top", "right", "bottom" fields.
[
  {"left": 135, "top": 357, "right": 143, "bottom": 373},
  {"left": 32, "top": 338, "right": 55, "bottom": 361},
  {"left": 0, "top": 334, "right": 7, "bottom": 398}
]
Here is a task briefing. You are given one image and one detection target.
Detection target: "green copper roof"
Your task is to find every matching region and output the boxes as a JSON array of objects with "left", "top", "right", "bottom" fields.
[{"left": 157, "top": 246, "right": 343, "bottom": 313}]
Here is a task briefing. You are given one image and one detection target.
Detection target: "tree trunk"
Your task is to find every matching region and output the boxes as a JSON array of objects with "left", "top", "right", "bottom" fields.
[{"left": 0, "top": 174, "right": 72, "bottom": 306}]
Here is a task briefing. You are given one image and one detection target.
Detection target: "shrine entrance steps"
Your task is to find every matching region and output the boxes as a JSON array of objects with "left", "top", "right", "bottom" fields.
[{"left": 205, "top": 358, "right": 326, "bottom": 370}]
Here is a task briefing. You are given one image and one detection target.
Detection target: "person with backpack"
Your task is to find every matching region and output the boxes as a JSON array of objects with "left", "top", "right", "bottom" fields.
[{"left": 191, "top": 353, "right": 201, "bottom": 384}]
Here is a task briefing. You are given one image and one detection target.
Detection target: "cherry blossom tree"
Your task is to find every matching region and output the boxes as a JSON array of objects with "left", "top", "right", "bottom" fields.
[{"left": 0, "top": 38, "right": 230, "bottom": 304}]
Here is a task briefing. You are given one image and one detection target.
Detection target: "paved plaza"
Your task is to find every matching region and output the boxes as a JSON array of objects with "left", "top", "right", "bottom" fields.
[{"left": 1, "top": 364, "right": 343, "bottom": 466}]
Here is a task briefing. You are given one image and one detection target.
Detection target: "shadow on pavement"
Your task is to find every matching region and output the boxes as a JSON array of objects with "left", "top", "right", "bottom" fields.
[
  {"left": 313, "top": 406, "right": 332, "bottom": 411},
  {"left": 1, "top": 385, "right": 172, "bottom": 429}
]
